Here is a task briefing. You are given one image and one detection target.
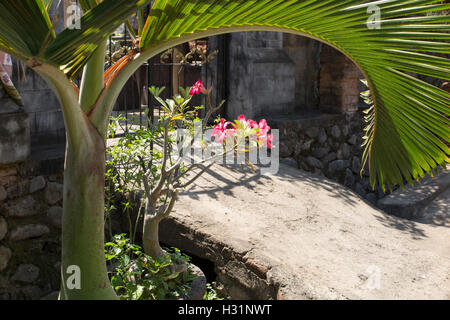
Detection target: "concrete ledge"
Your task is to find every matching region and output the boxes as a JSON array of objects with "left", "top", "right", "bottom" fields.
[
  {"left": 266, "top": 112, "right": 344, "bottom": 130},
  {"left": 159, "top": 164, "right": 450, "bottom": 300},
  {"left": 377, "top": 166, "right": 450, "bottom": 220}
]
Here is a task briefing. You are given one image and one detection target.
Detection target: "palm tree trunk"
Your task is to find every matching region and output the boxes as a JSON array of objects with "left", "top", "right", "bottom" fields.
[{"left": 60, "top": 123, "right": 117, "bottom": 300}]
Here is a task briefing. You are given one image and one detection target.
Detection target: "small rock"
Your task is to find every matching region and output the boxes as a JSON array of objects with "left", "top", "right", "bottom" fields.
[
  {"left": 342, "top": 125, "right": 350, "bottom": 137},
  {"left": 307, "top": 156, "right": 323, "bottom": 169},
  {"left": 302, "top": 139, "right": 314, "bottom": 153},
  {"left": 361, "top": 177, "right": 370, "bottom": 190},
  {"left": 331, "top": 141, "right": 341, "bottom": 152},
  {"left": 294, "top": 139, "right": 314, "bottom": 156},
  {"left": 314, "top": 168, "right": 324, "bottom": 176},
  {"left": 352, "top": 156, "right": 362, "bottom": 174},
  {"left": 354, "top": 183, "right": 368, "bottom": 197},
  {"left": 0, "top": 216, "right": 7, "bottom": 241},
  {"left": 294, "top": 141, "right": 303, "bottom": 157},
  {"left": 29, "top": 176, "right": 46, "bottom": 193},
  {"left": 322, "top": 152, "right": 337, "bottom": 163},
  {"left": 6, "top": 184, "right": 22, "bottom": 200},
  {"left": 280, "top": 157, "right": 298, "bottom": 168},
  {"left": 9, "top": 224, "right": 50, "bottom": 241},
  {"left": 298, "top": 160, "right": 311, "bottom": 172},
  {"left": 305, "top": 127, "right": 320, "bottom": 139},
  {"left": 0, "top": 246, "right": 12, "bottom": 271},
  {"left": 337, "top": 143, "right": 351, "bottom": 160},
  {"left": 348, "top": 135, "right": 358, "bottom": 145},
  {"left": 365, "top": 193, "right": 377, "bottom": 204},
  {"left": 40, "top": 291, "right": 60, "bottom": 300},
  {"left": 21, "top": 286, "right": 42, "bottom": 300},
  {"left": 328, "top": 160, "right": 350, "bottom": 176},
  {"left": 245, "top": 259, "right": 268, "bottom": 279},
  {"left": 376, "top": 186, "right": 387, "bottom": 199},
  {"left": 4, "top": 196, "right": 37, "bottom": 218},
  {"left": 279, "top": 141, "right": 293, "bottom": 158},
  {"left": 12, "top": 264, "right": 40, "bottom": 283},
  {"left": 0, "top": 185, "right": 6, "bottom": 202},
  {"left": 45, "top": 182, "right": 64, "bottom": 205},
  {"left": 317, "top": 128, "right": 327, "bottom": 144},
  {"left": 344, "top": 168, "right": 355, "bottom": 187},
  {"left": 330, "top": 125, "right": 341, "bottom": 139},
  {"left": 312, "top": 147, "right": 330, "bottom": 159},
  {"left": 47, "top": 206, "right": 63, "bottom": 229}
]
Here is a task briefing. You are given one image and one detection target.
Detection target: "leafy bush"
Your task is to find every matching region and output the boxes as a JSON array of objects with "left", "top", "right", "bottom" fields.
[
  {"left": 105, "top": 234, "right": 197, "bottom": 300},
  {"left": 203, "top": 282, "right": 228, "bottom": 300}
]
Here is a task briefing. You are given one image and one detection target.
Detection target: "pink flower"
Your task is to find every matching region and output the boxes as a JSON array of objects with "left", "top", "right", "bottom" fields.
[
  {"left": 235, "top": 115, "right": 257, "bottom": 131},
  {"left": 257, "top": 119, "right": 270, "bottom": 135},
  {"left": 248, "top": 119, "right": 273, "bottom": 149},
  {"left": 189, "top": 79, "right": 206, "bottom": 95},
  {"left": 261, "top": 133, "right": 274, "bottom": 149},
  {"left": 213, "top": 115, "right": 274, "bottom": 149},
  {"left": 212, "top": 119, "right": 231, "bottom": 143},
  {"left": 237, "top": 115, "right": 246, "bottom": 123}
]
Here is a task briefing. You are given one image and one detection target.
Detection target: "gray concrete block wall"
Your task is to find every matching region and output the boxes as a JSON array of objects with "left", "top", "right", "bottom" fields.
[
  {"left": 283, "top": 35, "right": 321, "bottom": 110},
  {"left": 9, "top": 1, "right": 66, "bottom": 151},
  {"left": 226, "top": 32, "right": 297, "bottom": 120},
  {"left": 0, "top": 94, "right": 30, "bottom": 165},
  {"left": 13, "top": 65, "right": 65, "bottom": 148}
]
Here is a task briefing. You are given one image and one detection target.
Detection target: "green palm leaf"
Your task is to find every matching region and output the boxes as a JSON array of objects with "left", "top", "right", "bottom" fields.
[
  {"left": 44, "top": 0, "right": 152, "bottom": 77},
  {"left": 0, "top": 0, "right": 55, "bottom": 59},
  {"left": 136, "top": 0, "right": 449, "bottom": 191},
  {"left": 0, "top": 0, "right": 151, "bottom": 76}
]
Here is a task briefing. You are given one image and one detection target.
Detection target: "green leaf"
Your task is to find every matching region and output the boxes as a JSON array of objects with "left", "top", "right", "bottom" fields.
[
  {"left": 111, "top": 274, "right": 123, "bottom": 287},
  {"left": 131, "top": 285, "right": 145, "bottom": 300},
  {"left": 0, "top": 0, "right": 55, "bottom": 59},
  {"left": 121, "top": 254, "right": 130, "bottom": 266},
  {"left": 45, "top": 0, "right": 153, "bottom": 78}
]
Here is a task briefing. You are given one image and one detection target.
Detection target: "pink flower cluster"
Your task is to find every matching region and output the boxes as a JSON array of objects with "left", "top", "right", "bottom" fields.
[
  {"left": 189, "top": 79, "right": 207, "bottom": 95},
  {"left": 212, "top": 115, "right": 273, "bottom": 149}
]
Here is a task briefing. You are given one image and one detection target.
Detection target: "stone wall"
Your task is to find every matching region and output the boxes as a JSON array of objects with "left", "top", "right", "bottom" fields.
[
  {"left": 0, "top": 159, "right": 64, "bottom": 300},
  {"left": 268, "top": 111, "right": 384, "bottom": 203}
]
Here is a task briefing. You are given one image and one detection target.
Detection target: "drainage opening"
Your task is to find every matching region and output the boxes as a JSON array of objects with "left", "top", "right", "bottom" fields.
[{"left": 161, "top": 242, "right": 217, "bottom": 283}]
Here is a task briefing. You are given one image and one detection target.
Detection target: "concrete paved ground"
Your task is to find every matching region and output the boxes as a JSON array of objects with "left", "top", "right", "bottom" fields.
[{"left": 161, "top": 163, "right": 450, "bottom": 300}]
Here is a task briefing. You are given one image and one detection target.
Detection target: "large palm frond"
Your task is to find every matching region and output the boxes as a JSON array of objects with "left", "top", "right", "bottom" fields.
[
  {"left": 133, "top": 0, "right": 449, "bottom": 191},
  {"left": 0, "top": 0, "right": 152, "bottom": 72}
]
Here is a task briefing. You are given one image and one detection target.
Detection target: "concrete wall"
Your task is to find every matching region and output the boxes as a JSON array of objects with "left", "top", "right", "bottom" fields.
[
  {"left": 226, "top": 32, "right": 296, "bottom": 120},
  {"left": 0, "top": 92, "right": 30, "bottom": 165},
  {"left": 10, "top": 2, "right": 65, "bottom": 151},
  {"left": 282, "top": 34, "right": 321, "bottom": 110},
  {"left": 12, "top": 67, "right": 65, "bottom": 150}
]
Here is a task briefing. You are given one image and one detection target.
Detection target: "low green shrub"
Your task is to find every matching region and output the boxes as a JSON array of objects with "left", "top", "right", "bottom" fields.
[{"left": 105, "top": 234, "right": 196, "bottom": 300}]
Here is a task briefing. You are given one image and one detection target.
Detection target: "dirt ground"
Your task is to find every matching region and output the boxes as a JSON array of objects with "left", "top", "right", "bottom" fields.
[{"left": 170, "top": 163, "right": 450, "bottom": 299}]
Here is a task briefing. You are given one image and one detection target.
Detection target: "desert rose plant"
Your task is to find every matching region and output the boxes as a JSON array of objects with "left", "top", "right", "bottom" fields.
[
  {"left": 107, "top": 80, "right": 273, "bottom": 275},
  {"left": 0, "top": 1, "right": 448, "bottom": 299}
]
